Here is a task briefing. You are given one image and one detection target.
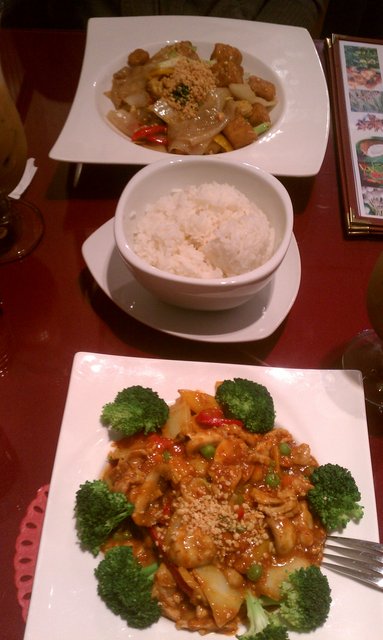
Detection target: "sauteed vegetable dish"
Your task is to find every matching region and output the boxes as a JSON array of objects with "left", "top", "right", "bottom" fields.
[
  {"left": 75, "top": 379, "right": 363, "bottom": 636},
  {"left": 105, "top": 42, "right": 277, "bottom": 154}
]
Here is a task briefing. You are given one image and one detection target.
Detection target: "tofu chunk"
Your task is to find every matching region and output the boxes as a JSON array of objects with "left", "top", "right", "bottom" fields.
[
  {"left": 248, "top": 75, "right": 276, "bottom": 102},
  {"left": 223, "top": 115, "right": 257, "bottom": 149},
  {"left": 248, "top": 102, "right": 271, "bottom": 127}
]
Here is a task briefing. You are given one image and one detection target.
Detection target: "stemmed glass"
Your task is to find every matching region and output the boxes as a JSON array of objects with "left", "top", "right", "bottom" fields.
[
  {"left": 342, "top": 252, "right": 383, "bottom": 412},
  {"left": 0, "top": 57, "right": 43, "bottom": 264}
]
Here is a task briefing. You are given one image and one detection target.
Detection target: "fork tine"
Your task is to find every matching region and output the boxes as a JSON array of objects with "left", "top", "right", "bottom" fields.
[
  {"left": 322, "top": 562, "right": 383, "bottom": 591},
  {"left": 323, "top": 536, "right": 383, "bottom": 591},
  {"left": 327, "top": 535, "right": 383, "bottom": 554},
  {"left": 322, "top": 558, "right": 383, "bottom": 591},
  {"left": 324, "top": 552, "right": 383, "bottom": 576},
  {"left": 326, "top": 542, "right": 383, "bottom": 566}
]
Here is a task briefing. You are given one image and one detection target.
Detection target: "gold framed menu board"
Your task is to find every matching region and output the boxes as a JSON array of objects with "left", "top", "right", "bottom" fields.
[{"left": 326, "top": 34, "right": 383, "bottom": 235}]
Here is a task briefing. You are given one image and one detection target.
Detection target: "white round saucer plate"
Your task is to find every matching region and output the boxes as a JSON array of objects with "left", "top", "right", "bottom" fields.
[{"left": 82, "top": 219, "right": 301, "bottom": 343}]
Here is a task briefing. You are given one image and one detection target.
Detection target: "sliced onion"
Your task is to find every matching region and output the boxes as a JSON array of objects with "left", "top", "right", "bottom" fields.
[
  {"left": 193, "top": 565, "right": 244, "bottom": 627},
  {"left": 151, "top": 98, "right": 179, "bottom": 123},
  {"left": 228, "top": 83, "right": 277, "bottom": 108},
  {"left": 152, "top": 57, "right": 182, "bottom": 71},
  {"left": 252, "top": 96, "right": 277, "bottom": 107},
  {"left": 168, "top": 116, "right": 228, "bottom": 154},
  {"left": 167, "top": 90, "right": 231, "bottom": 154},
  {"left": 106, "top": 109, "right": 140, "bottom": 137},
  {"left": 228, "top": 82, "right": 258, "bottom": 103},
  {"left": 214, "top": 87, "right": 232, "bottom": 109},
  {"left": 123, "top": 91, "right": 150, "bottom": 107}
]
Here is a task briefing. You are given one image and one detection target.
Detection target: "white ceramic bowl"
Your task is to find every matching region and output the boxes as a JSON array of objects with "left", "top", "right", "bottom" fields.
[{"left": 114, "top": 157, "right": 293, "bottom": 311}]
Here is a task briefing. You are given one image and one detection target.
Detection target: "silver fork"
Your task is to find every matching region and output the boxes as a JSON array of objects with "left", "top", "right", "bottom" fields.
[{"left": 323, "top": 535, "right": 383, "bottom": 591}]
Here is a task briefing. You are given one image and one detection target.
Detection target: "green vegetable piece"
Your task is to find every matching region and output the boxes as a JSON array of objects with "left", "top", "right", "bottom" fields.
[
  {"left": 307, "top": 463, "right": 364, "bottom": 531},
  {"left": 279, "top": 565, "right": 331, "bottom": 632},
  {"left": 215, "top": 378, "right": 275, "bottom": 434},
  {"left": 279, "top": 442, "right": 291, "bottom": 456},
  {"left": 172, "top": 82, "right": 190, "bottom": 105},
  {"left": 236, "top": 592, "right": 288, "bottom": 640},
  {"left": 95, "top": 545, "right": 161, "bottom": 629},
  {"left": 253, "top": 122, "right": 270, "bottom": 137},
  {"left": 75, "top": 479, "right": 134, "bottom": 556},
  {"left": 200, "top": 444, "right": 216, "bottom": 459},
  {"left": 265, "top": 470, "right": 280, "bottom": 488},
  {"left": 101, "top": 385, "right": 169, "bottom": 437},
  {"left": 246, "top": 563, "right": 263, "bottom": 582},
  {"left": 237, "top": 566, "right": 331, "bottom": 639}
]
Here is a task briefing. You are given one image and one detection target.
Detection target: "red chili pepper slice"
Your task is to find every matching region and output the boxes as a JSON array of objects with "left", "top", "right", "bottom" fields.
[
  {"left": 195, "top": 407, "right": 243, "bottom": 427},
  {"left": 147, "top": 434, "right": 184, "bottom": 457},
  {"left": 147, "top": 434, "right": 174, "bottom": 451},
  {"left": 197, "top": 407, "right": 224, "bottom": 420},
  {"left": 131, "top": 124, "right": 168, "bottom": 144},
  {"left": 171, "top": 442, "right": 185, "bottom": 455},
  {"left": 162, "top": 499, "right": 172, "bottom": 518},
  {"left": 236, "top": 504, "right": 245, "bottom": 520},
  {"left": 145, "top": 133, "right": 168, "bottom": 145}
]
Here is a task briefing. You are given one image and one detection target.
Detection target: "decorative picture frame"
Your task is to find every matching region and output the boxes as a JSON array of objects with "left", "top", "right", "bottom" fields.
[{"left": 326, "top": 34, "right": 383, "bottom": 235}]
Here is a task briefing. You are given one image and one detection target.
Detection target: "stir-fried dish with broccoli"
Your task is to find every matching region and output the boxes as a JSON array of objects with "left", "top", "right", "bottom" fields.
[
  {"left": 75, "top": 378, "right": 364, "bottom": 637},
  {"left": 105, "top": 41, "right": 277, "bottom": 155}
]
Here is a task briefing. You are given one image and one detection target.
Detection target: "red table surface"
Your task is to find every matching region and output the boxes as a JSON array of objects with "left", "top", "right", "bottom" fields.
[{"left": 0, "top": 28, "right": 382, "bottom": 640}]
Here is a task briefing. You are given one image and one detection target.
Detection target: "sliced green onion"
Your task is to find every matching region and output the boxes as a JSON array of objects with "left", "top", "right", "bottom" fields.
[{"left": 253, "top": 122, "right": 270, "bottom": 136}]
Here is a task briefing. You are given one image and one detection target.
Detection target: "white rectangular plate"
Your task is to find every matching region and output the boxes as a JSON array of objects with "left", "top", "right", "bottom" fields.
[
  {"left": 24, "top": 353, "right": 381, "bottom": 640},
  {"left": 49, "top": 16, "right": 329, "bottom": 177}
]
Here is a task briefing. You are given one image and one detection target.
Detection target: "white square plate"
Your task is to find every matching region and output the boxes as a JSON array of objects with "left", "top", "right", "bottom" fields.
[
  {"left": 24, "top": 353, "right": 381, "bottom": 640},
  {"left": 49, "top": 16, "right": 329, "bottom": 177}
]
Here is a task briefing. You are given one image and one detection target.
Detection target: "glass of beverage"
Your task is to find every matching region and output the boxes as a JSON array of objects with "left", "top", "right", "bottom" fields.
[{"left": 0, "top": 60, "right": 43, "bottom": 264}]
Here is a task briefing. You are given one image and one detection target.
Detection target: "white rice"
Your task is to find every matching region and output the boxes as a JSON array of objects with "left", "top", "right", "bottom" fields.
[{"left": 130, "top": 182, "right": 275, "bottom": 278}]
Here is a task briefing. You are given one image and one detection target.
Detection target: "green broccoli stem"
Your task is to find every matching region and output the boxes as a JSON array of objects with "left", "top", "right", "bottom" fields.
[
  {"left": 237, "top": 592, "right": 288, "bottom": 640},
  {"left": 238, "top": 566, "right": 331, "bottom": 639},
  {"left": 141, "top": 562, "right": 159, "bottom": 579}
]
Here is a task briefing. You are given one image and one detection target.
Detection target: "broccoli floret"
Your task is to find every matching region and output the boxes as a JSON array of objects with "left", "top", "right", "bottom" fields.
[
  {"left": 215, "top": 378, "right": 275, "bottom": 434},
  {"left": 75, "top": 480, "right": 134, "bottom": 556},
  {"left": 278, "top": 565, "right": 331, "bottom": 632},
  {"left": 95, "top": 545, "right": 161, "bottom": 629},
  {"left": 307, "top": 463, "right": 364, "bottom": 531},
  {"left": 238, "top": 566, "right": 331, "bottom": 639},
  {"left": 237, "top": 592, "right": 288, "bottom": 640},
  {"left": 101, "top": 385, "right": 169, "bottom": 436}
]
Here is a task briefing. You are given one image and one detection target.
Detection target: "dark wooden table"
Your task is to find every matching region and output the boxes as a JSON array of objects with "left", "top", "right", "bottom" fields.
[{"left": 0, "top": 28, "right": 382, "bottom": 640}]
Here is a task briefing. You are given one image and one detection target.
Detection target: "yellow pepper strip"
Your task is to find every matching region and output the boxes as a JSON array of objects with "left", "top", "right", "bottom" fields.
[
  {"left": 149, "top": 67, "right": 174, "bottom": 77},
  {"left": 213, "top": 133, "right": 233, "bottom": 152}
]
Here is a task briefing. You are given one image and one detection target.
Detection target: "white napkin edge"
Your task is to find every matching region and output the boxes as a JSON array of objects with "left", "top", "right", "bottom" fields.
[{"left": 9, "top": 158, "right": 38, "bottom": 200}]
